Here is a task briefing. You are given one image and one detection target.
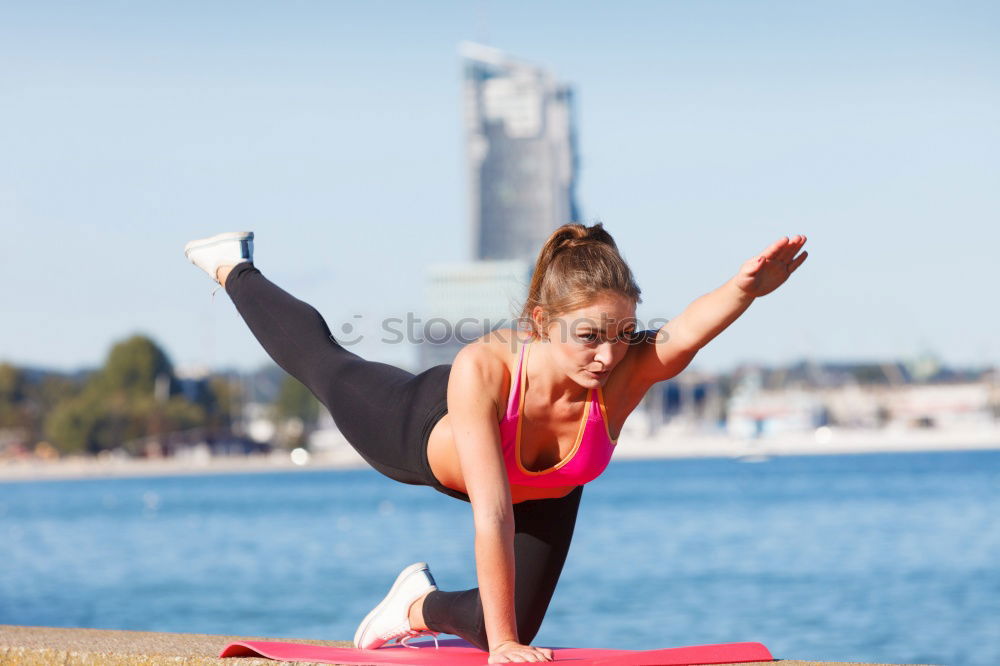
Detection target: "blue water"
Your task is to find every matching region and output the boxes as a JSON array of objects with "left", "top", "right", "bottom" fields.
[{"left": 1, "top": 451, "right": 998, "bottom": 666}]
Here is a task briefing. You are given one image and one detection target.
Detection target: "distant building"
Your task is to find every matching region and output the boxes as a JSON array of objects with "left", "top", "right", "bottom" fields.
[
  {"left": 419, "top": 260, "right": 531, "bottom": 369},
  {"left": 424, "top": 260, "right": 532, "bottom": 323},
  {"left": 417, "top": 44, "right": 581, "bottom": 370},
  {"left": 461, "top": 41, "right": 581, "bottom": 262}
]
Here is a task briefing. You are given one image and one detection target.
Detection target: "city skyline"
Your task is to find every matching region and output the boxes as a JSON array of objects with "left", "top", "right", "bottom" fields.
[{"left": 1, "top": 2, "right": 997, "bottom": 375}]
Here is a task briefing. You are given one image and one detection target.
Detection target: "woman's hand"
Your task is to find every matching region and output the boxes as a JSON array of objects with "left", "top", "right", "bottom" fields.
[
  {"left": 488, "top": 640, "right": 554, "bottom": 663},
  {"left": 734, "top": 235, "right": 808, "bottom": 298}
]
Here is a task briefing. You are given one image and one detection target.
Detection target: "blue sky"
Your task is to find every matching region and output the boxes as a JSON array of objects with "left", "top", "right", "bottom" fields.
[{"left": 2, "top": 1, "right": 997, "bottom": 374}]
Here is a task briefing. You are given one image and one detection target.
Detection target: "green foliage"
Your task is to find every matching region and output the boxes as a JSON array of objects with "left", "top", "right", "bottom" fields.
[
  {"left": 274, "top": 375, "right": 320, "bottom": 425},
  {"left": 163, "top": 395, "right": 207, "bottom": 429},
  {"left": 44, "top": 393, "right": 104, "bottom": 455},
  {"left": 6, "top": 335, "right": 292, "bottom": 457},
  {"left": 94, "top": 334, "right": 174, "bottom": 396},
  {"left": 36, "top": 374, "right": 82, "bottom": 410},
  {"left": 0, "top": 363, "right": 26, "bottom": 403},
  {"left": 0, "top": 363, "right": 28, "bottom": 429},
  {"left": 40, "top": 334, "right": 208, "bottom": 455},
  {"left": 202, "top": 376, "right": 238, "bottom": 430}
]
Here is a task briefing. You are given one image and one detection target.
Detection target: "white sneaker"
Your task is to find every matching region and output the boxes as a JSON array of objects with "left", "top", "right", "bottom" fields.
[
  {"left": 353, "top": 562, "right": 441, "bottom": 650},
  {"left": 183, "top": 231, "right": 254, "bottom": 285}
]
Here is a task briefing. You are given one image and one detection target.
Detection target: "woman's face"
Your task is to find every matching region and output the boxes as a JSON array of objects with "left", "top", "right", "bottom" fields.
[{"left": 535, "top": 291, "right": 637, "bottom": 389}]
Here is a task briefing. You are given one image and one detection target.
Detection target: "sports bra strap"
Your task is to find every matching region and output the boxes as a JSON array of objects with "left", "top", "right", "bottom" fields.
[{"left": 505, "top": 340, "right": 528, "bottom": 419}]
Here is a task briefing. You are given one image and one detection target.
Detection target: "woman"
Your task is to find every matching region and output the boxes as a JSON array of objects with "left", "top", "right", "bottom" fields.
[{"left": 184, "top": 223, "right": 807, "bottom": 663}]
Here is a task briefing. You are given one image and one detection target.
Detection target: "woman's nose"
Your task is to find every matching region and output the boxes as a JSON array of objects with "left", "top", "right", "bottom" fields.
[{"left": 594, "top": 342, "right": 614, "bottom": 366}]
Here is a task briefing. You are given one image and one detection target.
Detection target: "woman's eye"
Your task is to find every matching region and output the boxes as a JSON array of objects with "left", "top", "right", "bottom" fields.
[
  {"left": 579, "top": 332, "right": 598, "bottom": 342},
  {"left": 605, "top": 330, "right": 637, "bottom": 345}
]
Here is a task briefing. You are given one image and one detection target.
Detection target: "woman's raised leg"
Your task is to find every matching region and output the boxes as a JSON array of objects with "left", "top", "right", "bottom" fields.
[
  {"left": 223, "top": 262, "right": 379, "bottom": 395},
  {"left": 223, "top": 261, "right": 448, "bottom": 486}
]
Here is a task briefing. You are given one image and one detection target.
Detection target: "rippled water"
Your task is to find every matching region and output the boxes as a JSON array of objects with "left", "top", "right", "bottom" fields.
[{"left": 1, "top": 450, "right": 998, "bottom": 665}]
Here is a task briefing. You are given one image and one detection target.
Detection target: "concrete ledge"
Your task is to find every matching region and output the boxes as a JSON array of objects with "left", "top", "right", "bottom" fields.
[
  {"left": 0, "top": 625, "right": 933, "bottom": 665},
  {"left": 0, "top": 625, "right": 348, "bottom": 665}
]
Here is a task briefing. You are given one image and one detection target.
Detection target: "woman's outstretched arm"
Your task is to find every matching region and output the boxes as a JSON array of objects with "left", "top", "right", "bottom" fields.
[{"left": 635, "top": 235, "right": 809, "bottom": 383}]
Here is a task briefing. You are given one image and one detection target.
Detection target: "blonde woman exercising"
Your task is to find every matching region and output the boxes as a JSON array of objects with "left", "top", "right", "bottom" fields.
[{"left": 184, "top": 223, "right": 807, "bottom": 663}]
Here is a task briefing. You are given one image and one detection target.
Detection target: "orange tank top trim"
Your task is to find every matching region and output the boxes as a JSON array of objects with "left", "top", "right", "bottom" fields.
[{"left": 498, "top": 339, "right": 617, "bottom": 487}]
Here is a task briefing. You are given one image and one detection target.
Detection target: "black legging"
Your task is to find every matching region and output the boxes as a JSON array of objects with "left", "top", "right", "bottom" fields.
[{"left": 224, "top": 262, "right": 582, "bottom": 650}]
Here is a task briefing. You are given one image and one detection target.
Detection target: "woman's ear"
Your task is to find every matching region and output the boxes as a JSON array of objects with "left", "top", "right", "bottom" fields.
[{"left": 531, "top": 305, "right": 548, "bottom": 340}]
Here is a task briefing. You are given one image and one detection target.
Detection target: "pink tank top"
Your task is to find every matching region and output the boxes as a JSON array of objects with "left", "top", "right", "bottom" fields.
[{"left": 499, "top": 339, "right": 617, "bottom": 487}]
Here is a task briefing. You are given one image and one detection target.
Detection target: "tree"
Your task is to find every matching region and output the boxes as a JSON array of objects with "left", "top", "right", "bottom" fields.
[
  {"left": 202, "top": 375, "right": 240, "bottom": 432},
  {"left": 274, "top": 375, "right": 320, "bottom": 425},
  {"left": 95, "top": 334, "right": 175, "bottom": 396},
  {"left": 43, "top": 334, "right": 206, "bottom": 455},
  {"left": 45, "top": 392, "right": 104, "bottom": 455},
  {"left": 272, "top": 375, "right": 320, "bottom": 449},
  {"left": 0, "top": 363, "right": 28, "bottom": 429}
]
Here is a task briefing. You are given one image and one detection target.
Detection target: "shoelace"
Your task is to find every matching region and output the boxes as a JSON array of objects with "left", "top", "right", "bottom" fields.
[
  {"left": 398, "top": 629, "right": 441, "bottom": 650},
  {"left": 210, "top": 284, "right": 223, "bottom": 302}
]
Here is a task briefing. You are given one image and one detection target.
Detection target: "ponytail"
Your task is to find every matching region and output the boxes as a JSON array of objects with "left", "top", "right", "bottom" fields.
[{"left": 519, "top": 223, "right": 641, "bottom": 338}]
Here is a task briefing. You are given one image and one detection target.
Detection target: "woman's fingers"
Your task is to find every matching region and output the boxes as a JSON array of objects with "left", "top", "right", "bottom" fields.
[
  {"left": 788, "top": 250, "right": 808, "bottom": 273},
  {"left": 502, "top": 652, "right": 534, "bottom": 663},
  {"left": 488, "top": 645, "right": 553, "bottom": 663},
  {"left": 761, "top": 236, "right": 790, "bottom": 260},
  {"left": 524, "top": 647, "right": 551, "bottom": 662},
  {"left": 774, "top": 237, "right": 796, "bottom": 263},
  {"left": 775, "top": 234, "right": 805, "bottom": 263},
  {"left": 510, "top": 650, "right": 541, "bottom": 662}
]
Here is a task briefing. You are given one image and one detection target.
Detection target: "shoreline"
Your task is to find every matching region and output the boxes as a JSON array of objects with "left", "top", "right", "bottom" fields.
[{"left": 2, "top": 427, "right": 999, "bottom": 483}]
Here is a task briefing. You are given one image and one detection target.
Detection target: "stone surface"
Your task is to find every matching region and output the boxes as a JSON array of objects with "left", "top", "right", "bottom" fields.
[
  {"left": 0, "top": 625, "right": 935, "bottom": 665},
  {"left": 0, "top": 625, "right": 347, "bottom": 665}
]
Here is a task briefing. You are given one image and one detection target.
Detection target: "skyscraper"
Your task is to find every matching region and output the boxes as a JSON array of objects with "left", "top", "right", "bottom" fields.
[
  {"left": 461, "top": 42, "right": 581, "bottom": 262},
  {"left": 418, "top": 44, "right": 581, "bottom": 369}
]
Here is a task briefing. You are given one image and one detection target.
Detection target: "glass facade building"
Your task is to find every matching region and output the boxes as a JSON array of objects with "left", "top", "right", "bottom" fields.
[
  {"left": 461, "top": 42, "right": 581, "bottom": 262},
  {"left": 417, "top": 44, "right": 581, "bottom": 369}
]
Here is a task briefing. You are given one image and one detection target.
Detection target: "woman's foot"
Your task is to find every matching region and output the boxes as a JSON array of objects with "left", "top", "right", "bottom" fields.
[
  {"left": 353, "top": 562, "right": 440, "bottom": 650},
  {"left": 183, "top": 231, "right": 254, "bottom": 286}
]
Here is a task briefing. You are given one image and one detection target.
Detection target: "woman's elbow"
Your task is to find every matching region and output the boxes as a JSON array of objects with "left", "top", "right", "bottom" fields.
[{"left": 472, "top": 505, "right": 513, "bottom": 536}]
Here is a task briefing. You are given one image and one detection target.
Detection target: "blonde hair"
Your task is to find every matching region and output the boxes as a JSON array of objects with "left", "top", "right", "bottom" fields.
[{"left": 519, "top": 223, "right": 641, "bottom": 338}]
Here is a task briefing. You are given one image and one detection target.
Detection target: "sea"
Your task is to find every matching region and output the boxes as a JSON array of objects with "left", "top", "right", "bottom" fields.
[{"left": 1, "top": 450, "right": 998, "bottom": 666}]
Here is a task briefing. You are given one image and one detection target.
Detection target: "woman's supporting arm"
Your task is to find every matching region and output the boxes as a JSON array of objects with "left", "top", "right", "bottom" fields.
[{"left": 446, "top": 344, "right": 522, "bottom": 653}]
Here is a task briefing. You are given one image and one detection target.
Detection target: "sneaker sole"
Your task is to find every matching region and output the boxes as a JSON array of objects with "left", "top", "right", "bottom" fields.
[
  {"left": 353, "top": 562, "right": 435, "bottom": 649},
  {"left": 183, "top": 231, "right": 254, "bottom": 259}
]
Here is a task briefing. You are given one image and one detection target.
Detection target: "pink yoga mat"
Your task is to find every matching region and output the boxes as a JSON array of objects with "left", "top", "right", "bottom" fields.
[{"left": 219, "top": 637, "right": 773, "bottom": 665}]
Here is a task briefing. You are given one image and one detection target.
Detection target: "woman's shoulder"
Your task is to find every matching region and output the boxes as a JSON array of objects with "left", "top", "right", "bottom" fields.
[
  {"left": 450, "top": 328, "right": 530, "bottom": 397},
  {"left": 449, "top": 329, "right": 529, "bottom": 421},
  {"left": 455, "top": 327, "right": 530, "bottom": 359}
]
